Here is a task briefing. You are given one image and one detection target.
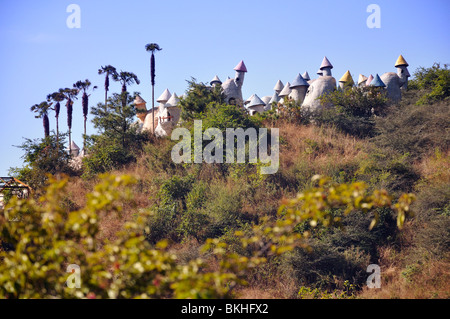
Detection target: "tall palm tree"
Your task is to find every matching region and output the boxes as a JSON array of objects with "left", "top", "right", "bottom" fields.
[
  {"left": 98, "top": 65, "right": 117, "bottom": 111},
  {"left": 60, "top": 88, "right": 78, "bottom": 154},
  {"left": 145, "top": 43, "right": 162, "bottom": 133},
  {"left": 112, "top": 71, "right": 140, "bottom": 108},
  {"left": 73, "top": 79, "right": 97, "bottom": 151},
  {"left": 30, "top": 101, "right": 51, "bottom": 138},
  {"left": 46, "top": 90, "right": 65, "bottom": 147}
]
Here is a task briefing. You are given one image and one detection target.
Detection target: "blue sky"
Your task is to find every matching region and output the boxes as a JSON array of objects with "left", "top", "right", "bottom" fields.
[{"left": 0, "top": 0, "right": 449, "bottom": 175}]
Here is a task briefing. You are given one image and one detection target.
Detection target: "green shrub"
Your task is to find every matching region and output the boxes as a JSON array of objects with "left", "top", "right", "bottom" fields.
[{"left": 409, "top": 63, "right": 450, "bottom": 105}]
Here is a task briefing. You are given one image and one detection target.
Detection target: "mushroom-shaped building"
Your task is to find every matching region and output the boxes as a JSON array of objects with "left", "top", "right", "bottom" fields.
[
  {"left": 134, "top": 95, "right": 147, "bottom": 122},
  {"left": 395, "top": 54, "right": 410, "bottom": 90},
  {"left": 289, "top": 73, "right": 309, "bottom": 103},
  {"left": 273, "top": 80, "right": 284, "bottom": 94},
  {"left": 338, "top": 70, "right": 354, "bottom": 90},
  {"left": 210, "top": 75, "right": 222, "bottom": 87},
  {"left": 357, "top": 74, "right": 368, "bottom": 87},
  {"left": 366, "top": 74, "right": 374, "bottom": 86},
  {"left": 369, "top": 74, "right": 386, "bottom": 87},
  {"left": 222, "top": 60, "right": 247, "bottom": 107},
  {"left": 302, "top": 56, "right": 337, "bottom": 111},
  {"left": 278, "top": 82, "right": 291, "bottom": 99},
  {"left": 246, "top": 94, "right": 266, "bottom": 115}
]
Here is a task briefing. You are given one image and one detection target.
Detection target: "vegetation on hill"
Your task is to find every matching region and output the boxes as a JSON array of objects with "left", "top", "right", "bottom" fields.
[{"left": 1, "top": 63, "right": 449, "bottom": 299}]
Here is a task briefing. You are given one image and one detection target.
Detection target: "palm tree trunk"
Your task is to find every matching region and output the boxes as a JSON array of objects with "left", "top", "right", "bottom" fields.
[
  {"left": 56, "top": 116, "right": 59, "bottom": 151},
  {"left": 151, "top": 53, "right": 155, "bottom": 134},
  {"left": 84, "top": 117, "right": 87, "bottom": 151}
]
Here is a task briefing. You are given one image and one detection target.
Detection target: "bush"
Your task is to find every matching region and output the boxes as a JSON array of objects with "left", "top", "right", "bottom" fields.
[
  {"left": 314, "top": 87, "right": 388, "bottom": 138},
  {"left": 409, "top": 63, "right": 450, "bottom": 105},
  {"left": 373, "top": 101, "right": 450, "bottom": 161},
  {"left": 11, "top": 134, "right": 75, "bottom": 190}
]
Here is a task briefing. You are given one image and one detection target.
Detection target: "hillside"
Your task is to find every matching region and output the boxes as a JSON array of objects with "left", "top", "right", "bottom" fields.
[{"left": 1, "top": 64, "right": 449, "bottom": 299}]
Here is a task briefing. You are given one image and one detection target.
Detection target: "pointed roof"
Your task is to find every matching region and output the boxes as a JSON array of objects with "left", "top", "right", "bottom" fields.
[
  {"left": 290, "top": 73, "right": 309, "bottom": 88},
  {"left": 245, "top": 94, "right": 255, "bottom": 105},
  {"left": 279, "top": 82, "right": 291, "bottom": 97},
  {"left": 157, "top": 89, "right": 171, "bottom": 103},
  {"left": 210, "top": 75, "right": 222, "bottom": 85},
  {"left": 395, "top": 54, "right": 409, "bottom": 67},
  {"left": 134, "top": 95, "right": 146, "bottom": 105},
  {"left": 165, "top": 93, "right": 180, "bottom": 107},
  {"left": 358, "top": 74, "right": 368, "bottom": 85},
  {"left": 247, "top": 94, "right": 265, "bottom": 108},
  {"left": 70, "top": 141, "right": 80, "bottom": 150},
  {"left": 339, "top": 70, "right": 353, "bottom": 83},
  {"left": 366, "top": 74, "right": 374, "bottom": 86},
  {"left": 302, "top": 71, "right": 310, "bottom": 81},
  {"left": 269, "top": 91, "right": 279, "bottom": 104},
  {"left": 369, "top": 74, "right": 386, "bottom": 87},
  {"left": 234, "top": 60, "right": 248, "bottom": 72},
  {"left": 320, "top": 56, "right": 333, "bottom": 70},
  {"left": 273, "top": 80, "right": 284, "bottom": 91}
]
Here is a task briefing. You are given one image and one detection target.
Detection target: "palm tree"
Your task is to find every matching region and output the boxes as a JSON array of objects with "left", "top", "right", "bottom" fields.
[
  {"left": 73, "top": 79, "right": 97, "bottom": 151},
  {"left": 30, "top": 101, "right": 51, "bottom": 138},
  {"left": 145, "top": 43, "right": 162, "bottom": 133},
  {"left": 98, "top": 65, "right": 117, "bottom": 111},
  {"left": 60, "top": 88, "right": 78, "bottom": 154},
  {"left": 112, "top": 71, "right": 140, "bottom": 108},
  {"left": 46, "top": 90, "right": 65, "bottom": 147}
]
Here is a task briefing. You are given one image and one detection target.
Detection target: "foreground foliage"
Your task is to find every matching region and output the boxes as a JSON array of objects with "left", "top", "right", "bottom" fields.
[{"left": 0, "top": 174, "right": 414, "bottom": 298}]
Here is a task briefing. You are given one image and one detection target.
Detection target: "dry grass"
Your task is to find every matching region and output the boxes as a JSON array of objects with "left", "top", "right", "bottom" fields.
[{"left": 359, "top": 245, "right": 450, "bottom": 299}]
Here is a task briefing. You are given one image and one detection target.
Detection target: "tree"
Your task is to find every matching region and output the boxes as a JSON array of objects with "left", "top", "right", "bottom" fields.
[
  {"left": 112, "top": 71, "right": 140, "bottom": 108},
  {"left": 30, "top": 101, "right": 51, "bottom": 138},
  {"left": 83, "top": 93, "right": 149, "bottom": 177},
  {"left": 11, "top": 134, "right": 74, "bottom": 190},
  {"left": 179, "top": 78, "right": 226, "bottom": 121},
  {"left": 46, "top": 90, "right": 66, "bottom": 147},
  {"left": 98, "top": 65, "right": 118, "bottom": 111},
  {"left": 73, "top": 79, "right": 97, "bottom": 151},
  {"left": 59, "top": 88, "right": 79, "bottom": 154},
  {"left": 145, "top": 43, "right": 162, "bottom": 134}
]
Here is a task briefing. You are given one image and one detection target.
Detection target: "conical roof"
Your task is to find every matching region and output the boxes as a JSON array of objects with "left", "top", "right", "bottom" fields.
[
  {"left": 269, "top": 91, "right": 279, "bottom": 104},
  {"left": 245, "top": 94, "right": 255, "bottom": 105},
  {"left": 210, "top": 75, "right": 222, "bottom": 85},
  {"left": 279, "top": 82, "right": 291, "bottom": 97},
  {"left": 247, "top": 94, "right": 265, "bottom": 108},
  {"left": 366, "top": 74, "right": 374, "bottom": 86},
  {"left": 273, "top": 80, "right": 284, "bottom": 91},
  {"left": 165, "top": 93, "right": 180, "bottom": 107},
  {"left": 290, "top": 73, "right": 309, "bottom": 88},
  {"left": 234, "top": 60, "right": 248, "bottom": 72},
  {"left": 157, "top": 89, "right": 171, "bottom": 103},
  {"left": 320, "top": 56, "right": 333, "bottom": 70},
  {"left": 369, "top": 74, "right": 386, "bottom": 87},
  {"left": 134, "top": 95, "right": 146, "bottom": 105},
  {"left": 395, "top": 54, "right": 409, "bottom": 67},
  {"left": 358, "top": 74, "right": 368, "bottom": 85},
  {"left": 302, "top": 71, "right": 310, "bottom": 81},
  {"left": 339, "top": 70, "right": 353, "bottom": 83},
  {"left": 70, "top": 141, "right": 80, "bottom": 150}
]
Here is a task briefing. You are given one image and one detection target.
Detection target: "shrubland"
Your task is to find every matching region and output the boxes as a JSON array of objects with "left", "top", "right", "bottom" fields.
[{"left": 2, "top": 63, "right": 449, "bottom": 299}]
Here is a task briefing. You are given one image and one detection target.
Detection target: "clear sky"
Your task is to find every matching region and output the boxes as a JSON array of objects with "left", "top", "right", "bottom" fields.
[{"left": 0, "top": 0, "right": 449, "bottom": 175}]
